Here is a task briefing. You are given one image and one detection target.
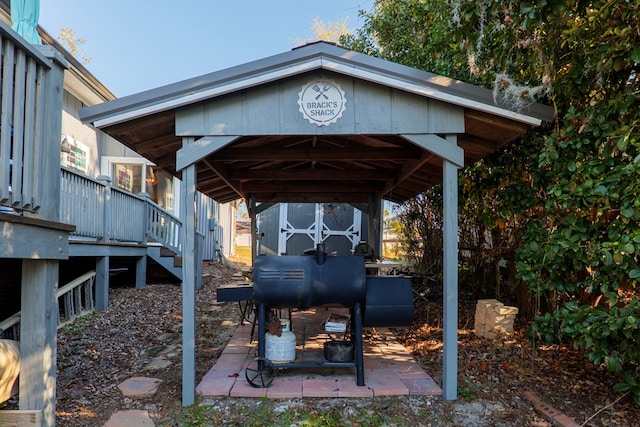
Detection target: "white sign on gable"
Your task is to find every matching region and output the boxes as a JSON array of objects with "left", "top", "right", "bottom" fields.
[{"left": 297, "top": 79, "right": 347, "bottom": 126}]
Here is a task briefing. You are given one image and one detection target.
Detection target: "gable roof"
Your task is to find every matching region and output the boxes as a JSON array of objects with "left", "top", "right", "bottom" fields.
[{"left": 79, "top": 41, "right": 554, "bottom": 204}]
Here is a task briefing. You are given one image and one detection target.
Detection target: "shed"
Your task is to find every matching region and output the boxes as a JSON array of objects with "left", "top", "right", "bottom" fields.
[{"left": 79, "top": 41, "right": 553, "bottom": 405}]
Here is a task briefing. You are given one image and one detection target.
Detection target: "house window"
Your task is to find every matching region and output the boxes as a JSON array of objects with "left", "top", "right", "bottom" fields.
[
  {"left": 61, "top": 135, "right": 89, "bottom": 174},
  {"left": 146, "top": 166, "right": 174, "bottom": 212},
  {"left": 105, "top": 158, "right": 175, "bottom": 213},
  {"left": 112, "top": 163, "right": 142, "bottom": 194}
]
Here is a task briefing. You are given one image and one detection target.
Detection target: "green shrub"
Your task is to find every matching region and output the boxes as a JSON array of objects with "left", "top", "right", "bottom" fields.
[{"left": 531, "top": 299, "right": 640, "bottom": 405}]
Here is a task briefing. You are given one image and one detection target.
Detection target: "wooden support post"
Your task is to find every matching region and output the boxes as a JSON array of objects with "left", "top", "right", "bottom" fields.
[
  {"left": 196, "top": 232, "right": 204, "bottom": 290},
  {"left": 136, "top": 192, "right": 149, "bottom": 289},
  {"left": 366, "top": 193, "right": 382, "bottom": 258},
  {"left": 96, "top": 175, "right": 112, "bottom": 242},
  {"left": 135, "top": 254, "right": 147, "bottom": 289},
  {"left": 33, "top": 46, "right": 66, "bottom": 222},
  {"left": 248, "top": 195, "right": 257, "bottom": 261},
  {"left": 442, "top": 143, "right": 460, "bottom": 400},
  {"left": 20, "top": 260, "right": 58, "bottom": 426},
  {"left": 181, "top": 159, "right": 197, "bottom": 406},
  {"left": 95, "top": 256, "right": 109, "bottom": 310}
]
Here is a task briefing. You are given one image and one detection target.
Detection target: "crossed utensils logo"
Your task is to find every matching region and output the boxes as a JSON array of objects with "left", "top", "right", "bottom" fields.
[{"left": 313, "top": 83, "right": 331, "bottom": 100}]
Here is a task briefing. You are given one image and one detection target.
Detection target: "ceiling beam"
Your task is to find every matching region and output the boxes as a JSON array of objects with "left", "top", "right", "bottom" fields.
[
  {"left": 133, "top": 135, "right": 181, "bottom": 153},
  {"left": 401, "top": 134, "right": 464, "bottom": 167},
  {"left": 458, "top": 135, "right": 499, "bottom": 154},
  {"left": 197, "top": 180, "right": 229, "bottom": 193},
  {"left": 464, "top": 109, "right": 532, "bottom": 134},
  {"left": 209, "top": 147, "right": 419, "bottom": 161},
  {"left": 241, "top": 181, "right": 384, "bottom": 194},
  {"left": 176, "top": 135, "right": 240, "bottom": 170},
  {"left": 378, "top": 150, "right": 437, "bottom": 198},
  {"left": 251, "top": 192, "right": 370, "bottom": 203},
  {"left": 203, "top": 160, "right": 244, "bottom": 200},
  {"left": 228, "top": 168, "right": 394, "bottom": 181}
]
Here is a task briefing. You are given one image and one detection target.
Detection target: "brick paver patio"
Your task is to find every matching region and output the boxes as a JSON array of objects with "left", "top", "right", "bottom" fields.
[{"left": 197, "top": 307, "right": 441, "bottom": 399}]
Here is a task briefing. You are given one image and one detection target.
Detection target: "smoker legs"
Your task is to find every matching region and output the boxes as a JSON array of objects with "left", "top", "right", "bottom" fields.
[
  {"left": 353, "top": 302, "right": 365, "bottom": 386},
  {"left": 256, "top": 301, "right": 366, "bottom": 387},
  {"left": 257, "top": 303, "right": 267, "bottom": 360}
]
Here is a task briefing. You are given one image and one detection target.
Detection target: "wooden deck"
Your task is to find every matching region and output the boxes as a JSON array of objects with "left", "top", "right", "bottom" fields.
[
  {"left": 0, "top": 16, "right": 234, "bottom": 425},
  {"left": 0, "top": 17, "right": 69, "bottom": 427}
]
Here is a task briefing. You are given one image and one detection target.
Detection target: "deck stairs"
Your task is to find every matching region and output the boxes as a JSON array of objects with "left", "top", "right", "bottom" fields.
[{"left": 146, "top": 243, "right": 183, "bottom": 281}]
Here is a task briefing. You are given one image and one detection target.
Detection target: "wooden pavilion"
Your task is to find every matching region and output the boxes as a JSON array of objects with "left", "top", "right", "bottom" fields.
[{"left": 79, "top": 41, "right": 553, "bottom": 405}]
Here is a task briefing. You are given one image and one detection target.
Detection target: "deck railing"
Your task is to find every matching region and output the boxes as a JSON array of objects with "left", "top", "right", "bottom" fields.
[
  {"left": 61, "top": 168, "right": 155, "bottom": 245},
  {"left": 0, "top": 19, "right": 66, "bottom": 221},
  {"left": 59, "top": 168, "right": 104, "bottom": 238},
  {"left": 58, "top": 168, "right": 233, "bottom": 259},
  {"left": 59, "top": 167, "right": 230, "bottom": 261},
  {"left": 110, "top": 184, "right": 146, "bottom": 243}
]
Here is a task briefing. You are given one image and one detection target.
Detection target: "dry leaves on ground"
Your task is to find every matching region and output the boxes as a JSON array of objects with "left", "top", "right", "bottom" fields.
[{"left": 48, "top": 260, "right": 640, "bottom": 426}]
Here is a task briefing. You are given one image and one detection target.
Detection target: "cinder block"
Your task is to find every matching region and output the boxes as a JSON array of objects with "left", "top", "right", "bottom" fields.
[
  {"left": 486, "top": 315, "right": 516, "bottom": 327},
  {"left": 476, "top": 299, "right": 503, "bottom": 310},
  {"left": 474, "top": 299, "right": 504, "bottom": 337},
  {"left": 475, "top": 300, "right": 518, "bottom": 338},
  {"left": 493, "top": 305, "right": 519, "bottom": 315}
]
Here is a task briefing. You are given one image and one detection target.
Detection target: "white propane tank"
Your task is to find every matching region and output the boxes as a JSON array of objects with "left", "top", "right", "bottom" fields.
[{"left": 265, "top": 319, "right": 296, "bottom": 363}]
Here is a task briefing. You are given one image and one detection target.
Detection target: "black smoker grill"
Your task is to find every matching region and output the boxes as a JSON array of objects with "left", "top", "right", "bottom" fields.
[{"left": 247, "top": 246, "right": 413, "bottom": 387}]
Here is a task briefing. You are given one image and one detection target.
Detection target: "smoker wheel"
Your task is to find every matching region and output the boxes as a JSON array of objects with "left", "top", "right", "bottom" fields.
[{"left": 245, "top": 357, "right": 275, "bottom": 388}]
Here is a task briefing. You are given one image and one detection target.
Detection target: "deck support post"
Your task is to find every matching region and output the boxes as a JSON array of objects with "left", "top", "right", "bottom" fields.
[
  {"left": 20, "top": 259, "right": 58, "bottom": 427},
  {"left": 135, "top": 255, "right": 147, "bottom": 288},
  {"left": 95, "top": 256, "right": 109, "bottom": 310}
]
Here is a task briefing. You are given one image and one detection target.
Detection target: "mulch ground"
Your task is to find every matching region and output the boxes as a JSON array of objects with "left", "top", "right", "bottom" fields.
[{"left": 11, "top": 259, "right": 637, "bottom": 426}]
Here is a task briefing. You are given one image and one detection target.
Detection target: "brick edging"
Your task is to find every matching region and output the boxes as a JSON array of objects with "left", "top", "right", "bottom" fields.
[{"left": 523, "top": 391, "right": 581, "bottom": 427}]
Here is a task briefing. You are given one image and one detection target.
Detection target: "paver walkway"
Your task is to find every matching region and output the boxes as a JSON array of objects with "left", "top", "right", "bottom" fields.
[
  {"left": 197, "top": 307, "right": 442, "bottom": 398},
  {"left": 103, "top": 307, "right": 441, "bottom": 426},
  {"left": 104, "top": 377, "right": 162, "bottom": 426},
  {"left": 104, "top": 409, "right": 155, "bottom": 427}
]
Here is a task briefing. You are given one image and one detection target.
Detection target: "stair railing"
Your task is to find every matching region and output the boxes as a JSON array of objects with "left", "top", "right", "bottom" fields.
[
  {"left": 0, "top": 271, "right": 97, "bottom": 340},
  {"left": 143, "top": 196, "right": 182, "bottom": 254}
]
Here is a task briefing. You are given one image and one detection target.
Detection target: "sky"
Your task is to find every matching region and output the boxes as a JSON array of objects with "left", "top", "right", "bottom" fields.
[{"left": 39, "top": 1, "right": 374, "bottom": 97}]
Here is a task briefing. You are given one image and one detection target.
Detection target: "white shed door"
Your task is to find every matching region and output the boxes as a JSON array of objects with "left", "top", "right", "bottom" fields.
[{"left": 277, "top": 203, "right": 361, "bottom": 256}]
